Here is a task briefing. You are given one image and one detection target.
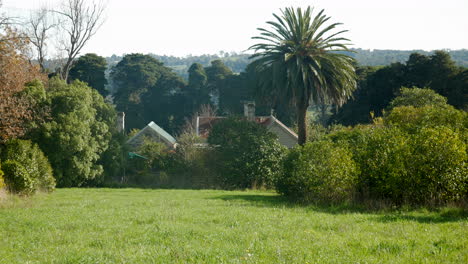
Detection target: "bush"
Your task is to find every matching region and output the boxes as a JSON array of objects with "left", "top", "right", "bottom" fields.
[
  {"left": 328, "top": 123, "right": 467, "bottom": 205},
  {"left": 173, "top": 132, "right": 219, "bottom": 188},
  {"left": 2, "top": 160, "right": 34, "bottom": 195},
  {"left": 355, "top": 127, "right": 412, "bottom": 203},
  {"left": 388, "top": 87, "right": 448, "bottom": 110},
  {"left": 208, "top": 117, "right": 286, "bottom": 189},
  {"left": 124, "top": 137, "right": 181, "bottom": 187},
  {"left": 0, "top": 161, "right": 4, "bottom": 190},
  {"left": 1, "top": 139, "right": 55, "bottom": 192},
  {"left": 385, "top": 105, "right": 467, "bottom": 134},
  {"left": 276, "top": 141, "right": 358, "bottom": 203},
  {"left": 407, "top": 126, "right": 467, "bottom": 203}
]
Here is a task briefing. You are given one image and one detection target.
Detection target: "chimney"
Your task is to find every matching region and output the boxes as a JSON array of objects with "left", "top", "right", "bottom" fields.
[
  {"left": 116, "top": 112, "right": 125, "bottom": 133},
  {"left": 243, "top": 101, "right": 255, "bottom": 121}
]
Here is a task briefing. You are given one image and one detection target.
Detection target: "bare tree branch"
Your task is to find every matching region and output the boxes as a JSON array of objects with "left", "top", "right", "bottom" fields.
[
  {"left": 53, "top": 0, "right": 106, "bottom": 81},
  {"left": 25, "top": 7, "right": 57, "bottom": 72}
]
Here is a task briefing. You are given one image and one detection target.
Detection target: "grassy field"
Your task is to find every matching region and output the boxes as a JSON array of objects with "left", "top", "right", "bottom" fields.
[{"left": 0, "top": 188, "right": 467, "bottom": 263}]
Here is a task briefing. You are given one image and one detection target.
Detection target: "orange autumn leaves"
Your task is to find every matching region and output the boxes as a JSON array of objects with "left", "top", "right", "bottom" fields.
[{"left": 0, "top": 28, "right": 47, "bottom": 142}]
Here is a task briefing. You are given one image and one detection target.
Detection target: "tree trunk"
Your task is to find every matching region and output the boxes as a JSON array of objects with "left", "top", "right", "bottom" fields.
[{"left": 297, "top": 101, "right": 309, "bottom": 146}]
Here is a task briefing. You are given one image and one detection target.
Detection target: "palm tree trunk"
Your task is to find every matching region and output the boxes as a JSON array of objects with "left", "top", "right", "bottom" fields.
[{"left": 297, "top": 101, "right": 309, "bottom": 146}]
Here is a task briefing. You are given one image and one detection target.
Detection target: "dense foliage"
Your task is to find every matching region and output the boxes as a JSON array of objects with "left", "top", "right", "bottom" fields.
[
  {"left": 0, "top": 28, "right": 47, "bottom": 142},
  {"left": 326, "top": 91, "right": 467, "bottom": 205},
  {"left": 69, "top": 53, "right": 108, "bottom": 97},
  {"left": 33, "top": 78, "right": 114, "bottom": 187},
  {"left": 332, "top": 51, "right": 468, "bottom": 125},
  {"left": 208, "top": 117, "right": 286, "bottom": 189},
  {"left": 0, "top": 161, "right": 4, "bottom": 190},
  {"left": 277, "top": 141, "right": 358, "bottom": 203},
  {"left": 2, "top": 160, "right": 34, "bottom": 195},
  {"left": 0, "top": 139, "right": 55, "bottom": 192},
  {"left": 388, "top": 87, "right": 449, "bottom": 109},
  {"left": 111, "top": 54, "right": 188, "bottom": 133}
]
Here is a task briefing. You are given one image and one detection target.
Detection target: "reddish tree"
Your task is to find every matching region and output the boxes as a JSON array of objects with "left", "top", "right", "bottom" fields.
[{"left": 0, "top": 28, "right": 46, "bottom": 142}]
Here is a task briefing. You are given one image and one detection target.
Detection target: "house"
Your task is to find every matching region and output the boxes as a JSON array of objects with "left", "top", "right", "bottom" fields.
[
  {"left": 126, "top": 121, "right": 177, "bottom": 149},
  {"left": 196, "top": 101, "right": 298, "bottom": 148}
]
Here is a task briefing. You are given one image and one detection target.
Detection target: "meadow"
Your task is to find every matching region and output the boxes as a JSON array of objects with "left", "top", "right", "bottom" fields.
[{"left": 0, "top": 188, "right": 467, "bottom": 263}]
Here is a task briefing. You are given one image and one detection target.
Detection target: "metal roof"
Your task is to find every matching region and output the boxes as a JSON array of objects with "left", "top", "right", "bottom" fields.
[{"left": 127, "top": 121, "right": 176, "bottom": 147}]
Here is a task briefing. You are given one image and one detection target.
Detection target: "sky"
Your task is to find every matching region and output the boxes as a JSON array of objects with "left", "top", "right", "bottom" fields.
[{"left": 3, "top": 0, "right": 468, "bottom": 57}]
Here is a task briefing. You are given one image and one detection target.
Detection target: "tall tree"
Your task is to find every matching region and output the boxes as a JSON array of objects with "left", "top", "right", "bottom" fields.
[
  {"left": 69, "top": 53, "right": 108, "bottom": 96},
  {"left": 186, "top": 63, "right": 210, "bottom": 112},
  {"left": 249, "top": 7, "right": 357, "bottom": 145},
  {"left": 111, "top": 54, "right": 186, "bottom": 132},
  {"left": 204, "top": 60, "right": 233, "bottom": 106},
  {"left": 54, "top": 0, "right": 105, "bottom": 81},
  {"left": 0, "top": 28, "right": 46, "bottom": 142},
  {"left": 25, "top": 7, "right": 56, "bottom": 72},
  {"left": 33, "top": 78, "right": 114, "bottom": 187}
]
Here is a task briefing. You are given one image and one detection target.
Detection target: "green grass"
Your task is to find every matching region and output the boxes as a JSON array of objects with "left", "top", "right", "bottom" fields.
[{"left": 0, "top": 188, "right": 467, "bottom": 263}]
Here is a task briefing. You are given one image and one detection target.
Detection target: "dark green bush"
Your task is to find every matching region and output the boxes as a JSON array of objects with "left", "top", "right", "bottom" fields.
[
  {"left": 208, "top": 117, "right": 286, "bottom": 189},
  {"left": 2, "top": 160, "right": 34, "bottom": 195},
  {"left": 276, "top": 141, "right": 358, "bottom": 203},
  {"left": 1, "top": 139, "right": 55, "bottom": 192}
]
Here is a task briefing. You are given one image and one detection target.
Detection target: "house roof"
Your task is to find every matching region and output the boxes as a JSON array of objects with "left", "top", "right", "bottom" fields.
[
  {"left": 196, "top": 116, "right": 298, "bottom": 141},
  {"left": 127, "top": 121, "right": 176, "bottom": 148}
]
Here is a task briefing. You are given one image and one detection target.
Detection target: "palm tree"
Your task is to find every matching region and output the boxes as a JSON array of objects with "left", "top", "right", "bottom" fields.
[{"left": 249, "top": 7, "right": 357, "bottom": 145}]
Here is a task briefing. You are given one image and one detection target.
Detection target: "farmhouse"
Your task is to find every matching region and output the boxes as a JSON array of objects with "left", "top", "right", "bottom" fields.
[{"left": 196, "top": 101, "right": 298, "bottom": 148}]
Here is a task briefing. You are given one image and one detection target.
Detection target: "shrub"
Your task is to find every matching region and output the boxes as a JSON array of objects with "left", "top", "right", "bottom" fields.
[
  {"left": 355, "top": 127, "right": 412, "bottom": 203},
  {"left": 174, "top": 132, "right": 219, "bottom": 188},
  {"left": 0, "top": 161, "right": 4, "bottom": 190},
  {"left": 407, "top": 126, "right": 467, "bottom": 204},
  {"left": 276, "top": 141, "right": 358, "bottom": 203},
  {"left": 384, "top": 105, "right": 467, "bottom": 135},
  {"left": 1, "top": 139, "right": 55, "bottom": 192},
  {"left": 388, "top": 87, "right": 448, "bottom": 110},
  {"left": 208, "top": 117, "right": 286, "bottom": 189},
  {"left": 329, "top": 123, "right": 467, "bottom": 205},
  {"left": 2, "top": 160, "right": 34, "bottom": 195}
]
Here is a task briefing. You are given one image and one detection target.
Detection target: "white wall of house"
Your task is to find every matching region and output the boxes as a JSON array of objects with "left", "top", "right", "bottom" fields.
[{"left": 268, "top": 123, "right": 297, "bottom": 148}]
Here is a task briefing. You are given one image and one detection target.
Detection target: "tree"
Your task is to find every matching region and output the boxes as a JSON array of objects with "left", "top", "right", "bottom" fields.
[
  {"left": 25, "top": 7, "right": 56, "bottom": 72},
  {"left": 204, "top": 60, "right": 233, "bottom": 105},
  {"left": 0, "top": 28, "right": 47, "bottom": 142},
  {"left": 33, "top": 78, "right": 114, "bottom": 187},
  {"left": 111, "top": 54, "right": 186, "bottom": 133},
  {"left": 208, "top": 117, "right": 286, "bottom": 189},
  {"left": 186, "top": 63, "right": 210, "bottom": 113},
  {"left": 69, "top": 53, "right": 108, "bottom": 96},
  {"left": 249, "top": 7, "right": 356, "bottom": 145},
  {"left": 54, "top": 0, "right": 105, "bottom": 81}
]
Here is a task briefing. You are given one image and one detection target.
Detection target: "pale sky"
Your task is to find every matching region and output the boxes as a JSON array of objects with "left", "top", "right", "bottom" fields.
[{"left": 4, "top": 0, "right": 468, "bottom": 57}]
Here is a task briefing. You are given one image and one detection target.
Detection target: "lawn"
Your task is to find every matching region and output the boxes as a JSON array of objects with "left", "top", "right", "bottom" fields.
[{"left": 0, "top": 188, "right": 467, "bottom": 263}]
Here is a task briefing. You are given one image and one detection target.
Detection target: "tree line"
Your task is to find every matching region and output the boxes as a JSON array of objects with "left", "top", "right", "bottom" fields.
[{"left": 0, "top": 3, "right": 466, "bottom": 207}]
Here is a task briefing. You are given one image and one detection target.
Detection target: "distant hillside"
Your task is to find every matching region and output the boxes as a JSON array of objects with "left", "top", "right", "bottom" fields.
[
  {"left": 351, "top": 48, "right": 468, "bottom": 67},
  {"left": 105, "top": 52, "right": 251, "bottom": 80},
  {"left": 108, "top": 49, "right": 467, "bottom": 80},
  {"left": 55, "top": 49, "right": 467, "bottom": 81}
]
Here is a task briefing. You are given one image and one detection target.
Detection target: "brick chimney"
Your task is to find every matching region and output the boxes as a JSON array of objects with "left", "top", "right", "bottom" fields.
[
  {"left": 116, "top": 112, "right": 125, "bottom": 133},
  {"left": 243, "top": 101, "right": 255, "bottom": 121}
]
